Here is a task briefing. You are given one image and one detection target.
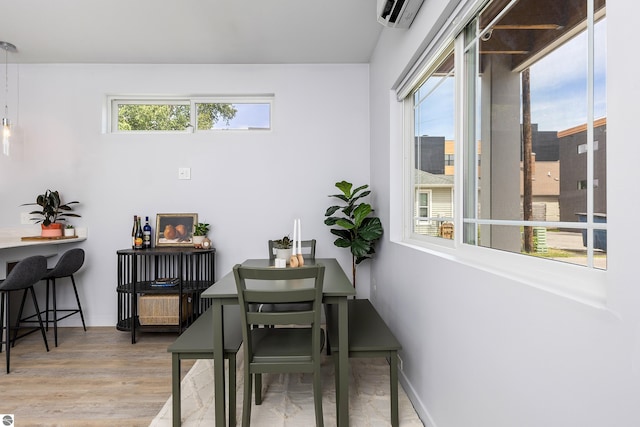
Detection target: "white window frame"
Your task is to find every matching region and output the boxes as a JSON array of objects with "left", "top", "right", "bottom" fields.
[
  {"left": 397, "top": 0, "right": 608, "bottom": 307},
  {"left": 107, "top": 95, "right": 274, "bottom": 134},
  {"left": 415, "top": 189, "right": 432, "bottom": 225},
  {"left": 404, "top": 43, "right": 457, "bottom": 246}
]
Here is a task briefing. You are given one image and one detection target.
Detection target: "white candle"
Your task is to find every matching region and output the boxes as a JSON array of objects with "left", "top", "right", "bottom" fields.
[
  {"left": 292, "top": 218, "right": 297, "bottom": 255},
  {"left": 297, "top": 218, "right": 302, "bottom": 253}
]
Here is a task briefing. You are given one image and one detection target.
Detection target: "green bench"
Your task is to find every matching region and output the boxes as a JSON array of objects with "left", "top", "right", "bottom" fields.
[
  {"left": 167, "top": 306, "right": 243, "bottom": 427},
  {"left": 327, "top": 298, "right": 402, "bottom": 427}
]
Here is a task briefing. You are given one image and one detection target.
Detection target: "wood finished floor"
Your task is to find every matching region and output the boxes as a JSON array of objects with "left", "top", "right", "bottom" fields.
[{"left": 0, "top": 326, "right": 192, "bottom": 426}]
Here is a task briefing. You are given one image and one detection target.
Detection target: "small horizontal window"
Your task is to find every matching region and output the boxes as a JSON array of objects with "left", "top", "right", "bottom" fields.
[
  {"left": 109, "top": 96, "right": 273, "bottom": 133},
  {"left": 196, "top": 102, "right": 270, "bottom": 130}
]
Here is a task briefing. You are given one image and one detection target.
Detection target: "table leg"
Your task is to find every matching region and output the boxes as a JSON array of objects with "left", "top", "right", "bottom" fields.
[
  {"left": 229, "top": 354, "right": 237, "bottom": 427},
  {"left": 212, "top": 300, "right": 226, "bottom": 427},
  {"left": 172, "top": 354, "right": 181, "bottom": 427},
  {"left": 390, "top": 351, "right": 399, "bottom": 427},
  {"left": 337, "top": 297, "right": 349, "bottom": 427}
]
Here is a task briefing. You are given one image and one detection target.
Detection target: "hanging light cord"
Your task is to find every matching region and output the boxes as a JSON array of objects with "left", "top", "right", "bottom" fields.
[{"left": 4, "top": 47, "right": 8, "bottom": 118}]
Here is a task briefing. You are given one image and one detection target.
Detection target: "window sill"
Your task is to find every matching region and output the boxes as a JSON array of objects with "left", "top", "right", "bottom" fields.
[{"left": 395, "top": 237, "right": 608, "bottom": 310}]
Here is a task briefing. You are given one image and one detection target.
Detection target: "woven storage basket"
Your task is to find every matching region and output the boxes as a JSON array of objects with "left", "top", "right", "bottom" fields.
[{"left": 139, "top": 294, "right": 191, "bottom": 325}]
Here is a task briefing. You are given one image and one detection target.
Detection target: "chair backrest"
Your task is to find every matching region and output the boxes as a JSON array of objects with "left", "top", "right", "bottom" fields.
[
  {"left": 267, "top": 239, "right": 316, "bottom": 261},
  {"left": 0, "top": 255, "right": 47, "bottom": 291},
  {"left": 233, "top": 263, "right": 325, "bottom": 357},
  {"left": 46, "top": 248, "right": 85, "bottom": 278}
]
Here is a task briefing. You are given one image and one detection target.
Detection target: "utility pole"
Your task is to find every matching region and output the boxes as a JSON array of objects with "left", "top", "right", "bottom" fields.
[{"left": 522, "top": 68, "right": 533, "bottom": 253}]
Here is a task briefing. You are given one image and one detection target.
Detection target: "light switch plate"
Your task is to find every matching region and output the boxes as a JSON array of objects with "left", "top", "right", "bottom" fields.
[{"left": 178, "top": 167, "right": 191, "bottom": 180}]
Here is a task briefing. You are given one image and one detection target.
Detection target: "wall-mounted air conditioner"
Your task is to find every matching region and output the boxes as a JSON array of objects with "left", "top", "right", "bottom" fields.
[{"left": 377, "top": 0, "right": 425, "bottom": 29}]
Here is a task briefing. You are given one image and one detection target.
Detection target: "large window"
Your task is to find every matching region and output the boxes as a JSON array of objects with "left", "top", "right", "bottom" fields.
[
  {"left": 109, "top": 96, "right": 273, "bottom": 133},
  {"left": 410, "top": 46, "right": 456, "bottom": 241},
  {"left": 406, "top": 0, "right": 607, "bottom": 271}
]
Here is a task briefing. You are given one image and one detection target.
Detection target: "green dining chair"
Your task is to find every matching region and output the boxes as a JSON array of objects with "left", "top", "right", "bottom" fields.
[
  {"left": 267, "top": 238, "right": 316, "bottom": 261},
  {"left": 263, "top": 239, "right": 317, "bottom": 313},
  {"left": 233, "top": 263, "right": 325, "bottom": 427}
]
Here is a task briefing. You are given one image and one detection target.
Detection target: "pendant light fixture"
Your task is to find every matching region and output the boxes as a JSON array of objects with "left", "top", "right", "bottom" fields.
[{"left": 0, "top": 41, "right": 17, "bottom": 157}]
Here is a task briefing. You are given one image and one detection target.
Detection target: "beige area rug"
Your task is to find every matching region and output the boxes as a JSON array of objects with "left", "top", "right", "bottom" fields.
[{"left": 150, "top": 347, "right": 424, "bottom": 426}]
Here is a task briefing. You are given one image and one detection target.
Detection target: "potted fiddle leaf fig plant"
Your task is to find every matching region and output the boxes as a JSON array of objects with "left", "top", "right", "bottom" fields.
[
  {"left": 324, "top": 180, "right": 383, "bottom": 288},
  {"left": 22, "top": 189, "right": 81, "bottom": 237}
]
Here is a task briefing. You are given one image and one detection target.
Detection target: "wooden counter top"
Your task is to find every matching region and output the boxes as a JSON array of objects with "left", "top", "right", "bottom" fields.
[
  {"left": 20, "top": 235, "right": 80, "bottom": 241},
  {"left": 0, "top": 227, "right": 87, "bottom": 250}
]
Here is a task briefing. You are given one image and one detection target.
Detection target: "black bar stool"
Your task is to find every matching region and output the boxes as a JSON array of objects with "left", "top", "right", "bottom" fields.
[
  {"left": 42, "top": 248, "right": 86, "bottom": 347},
  {"left": 0, "top": 255, "right": 49, "bottom": 374},
  {"left": 18, "top": 248, "right": 86, "bottom": 347}
]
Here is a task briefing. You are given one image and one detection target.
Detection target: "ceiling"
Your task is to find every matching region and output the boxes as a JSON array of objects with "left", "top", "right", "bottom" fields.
[
  {"left": 0, "top": 0, "right": 384, "bottom": 64},
  {"left": 479, "top": 0, "right": 605, "bottom": 71},
  {"left": 431, "top": 0, "right": 606, "bottom": 76}
]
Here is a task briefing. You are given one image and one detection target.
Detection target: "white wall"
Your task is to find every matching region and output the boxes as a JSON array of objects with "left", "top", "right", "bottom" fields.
[
  {"left": 0, "top": 63, "right": 371, "bottom": 325},
  {"left": 369, "top": 1, "right": 640, "bottom": 426}
]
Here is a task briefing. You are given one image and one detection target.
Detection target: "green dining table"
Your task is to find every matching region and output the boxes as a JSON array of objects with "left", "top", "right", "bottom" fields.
[{"left": 200, "top": 257, "right": 355, "bottom": 427}]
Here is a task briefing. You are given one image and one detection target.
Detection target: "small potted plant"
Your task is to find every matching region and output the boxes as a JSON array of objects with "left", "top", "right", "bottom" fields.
[
  {"left": 22, "top": 189, "right": 81, "bottom": 237},
  {"left": 193, "top": 222, "right": 210, "bottom": 246},
  {"left": 273, "top": 235, "right": 294, "bottom": 260},
  {"left": 64, "top": 224, "right": 76, "bottom": 237}
]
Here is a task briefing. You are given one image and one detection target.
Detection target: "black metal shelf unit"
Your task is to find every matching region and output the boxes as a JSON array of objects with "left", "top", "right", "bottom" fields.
[{"left": 116, "top": 247, "right": 215, "bottom": 343}]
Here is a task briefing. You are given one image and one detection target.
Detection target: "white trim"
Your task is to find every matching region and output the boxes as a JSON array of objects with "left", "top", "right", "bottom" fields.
[
  {"left": 586, "top": 0, "right": 595, "bottom": 267},
  {"left": 403, "top": 96, "right": 415, "bottom": 241},
  {"left": 397, "top": 237, "right": 608, "bottom": 308}
]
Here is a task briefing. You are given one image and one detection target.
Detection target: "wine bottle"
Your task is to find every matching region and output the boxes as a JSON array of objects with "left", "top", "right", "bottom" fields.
[
  {"left": 143, "top": 216, "right": 152, "bottom": 249},
  {"left": 131, "top": 215, "right": 138, "bottom": 249},
  {"left": 135, "top": 216, "right": 143, "bottom": 249}
]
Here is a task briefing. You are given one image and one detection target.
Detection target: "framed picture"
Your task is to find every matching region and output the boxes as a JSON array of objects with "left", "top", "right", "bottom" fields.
[{"left": 155, "top": 213, "right": 198, "bottom": 247}]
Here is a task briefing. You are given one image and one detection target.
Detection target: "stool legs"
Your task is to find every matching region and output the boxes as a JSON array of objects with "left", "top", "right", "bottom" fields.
[
  {"left": 31, "top": 287, "right": 50, "bottom": 353},
  {"left": 2, "top": 292, "right": 9, "bottom": 374},
  {"left": 5, "top": 271, "right": 85, "bottom": 357},
  {"left": 14, "top": 287, "right": 50, "bottom": 352},
  {"left": 46, "top": 276, "right": 86, "bottom": 347},
  {"left": 4, "top": 288, "right": 49, "bottom": 373},
  {"left": 51, "top": 280, "right": 58, "bottom": 347},
  {"left": 70, "top": 276, "right": 87, "bottom": 331}
]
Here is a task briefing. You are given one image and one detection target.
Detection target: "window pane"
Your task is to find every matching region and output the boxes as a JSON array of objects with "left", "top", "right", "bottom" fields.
[
  {"left": 418, "top": 192, "right": 430, "bottom": 218},
  {"left": 593, "top": 17, "right": 607, "bottom": 269},
  {"left": 475, "top": 225, "right": 606, "bottom": 268},
  {"left": 117, "top": 103, "right": 190, "bottom": 131},
  {"left": 463, "top": 0, "right": 606, "bottom": 268},
  {"left": 196, "top": 103, "right": 270, "bottom": 130},
  {"left": 412, "top": 49, "right": 455, "bottom": 239}
]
